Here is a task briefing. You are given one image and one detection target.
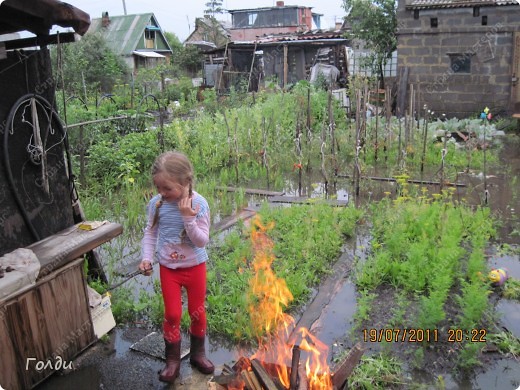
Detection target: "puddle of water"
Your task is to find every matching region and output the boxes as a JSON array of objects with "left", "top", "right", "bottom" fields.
[
  {"left": 309, "top": 280, "right": 357, "bottom": 352},
  {"left": 495, "top": 299, "right": 520, "bottom": 338},
  {"left": 114, "top": 328, "right": 134, "bottom": 358},
  {"left": 36, "top": 365, "right": 102, "bottom": 389},
  {"left": 472, "top": 359, "right": 520, "bottom": 390},
  {"left": 489, "top": 251, "right": 520, "bottom": 280},
  {"left": 409, "top": 358, "right": 520, "bottom": 390}
]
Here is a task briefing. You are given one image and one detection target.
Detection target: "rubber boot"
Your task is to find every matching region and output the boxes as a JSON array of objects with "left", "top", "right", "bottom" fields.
[
  {"left": 159, "top": 339, "right": 181, "bottom": 383},
  {"left": 189, "top": 334, "right": 215, "bottom": 374}
]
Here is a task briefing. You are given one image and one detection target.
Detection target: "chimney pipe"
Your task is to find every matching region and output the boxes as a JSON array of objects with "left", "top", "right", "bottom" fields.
[
  {"left": 276, "top": 1, "right": 284, "bottom": 7},
  {"left": 102, "top": 11, "right": 110, "bottom": 28}
]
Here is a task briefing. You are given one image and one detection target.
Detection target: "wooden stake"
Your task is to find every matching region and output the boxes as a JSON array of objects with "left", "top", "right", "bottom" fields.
[{"left": 331, "top": 343, "right": 365, "bottom": 389}]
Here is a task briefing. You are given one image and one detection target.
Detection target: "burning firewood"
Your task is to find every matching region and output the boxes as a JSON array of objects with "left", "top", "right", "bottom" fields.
[{"left": 330, "top": 343, "right": 365, "bottom": 389}]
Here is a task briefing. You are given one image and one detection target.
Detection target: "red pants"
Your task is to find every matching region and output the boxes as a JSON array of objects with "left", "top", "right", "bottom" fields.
[{"left": 160, "top": 263, "right": 207, "bottom": 342}]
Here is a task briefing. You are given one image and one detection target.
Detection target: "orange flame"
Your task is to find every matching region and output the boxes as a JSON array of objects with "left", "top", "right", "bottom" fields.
[{"left": 248, "top": 216, "right": 332, "bottom": 389}]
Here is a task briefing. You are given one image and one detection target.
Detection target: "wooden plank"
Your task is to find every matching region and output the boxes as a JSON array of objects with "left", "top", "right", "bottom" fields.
[
  {"left": 251, "top": 359, "right": 279, "bottom": 390},
  {"left": 241, "top": 370, "right": 255, "bottom": 390},
  {"left": 268, "top": 196, "right": 349, "bottom": 206},
  {"left": 215, "top": 186, "right": 285, "bottom": 196},
  {"left": 27, "top": 222, "right": 123, "bottom": 278},
  {"left": 331, "top": 343, "right": 365, "bottom": 389},
  {"left": 336, "top": 174, "right": 466, "bottom": 187},
  {"left": 0, "top": 305, "right": 19, "bottom": 390},
  {"left": 3, "top": 32, "right": 76, "bottom": 50},
  {"left": 212, "top": 208, "right": 256, "bottom": 233}
]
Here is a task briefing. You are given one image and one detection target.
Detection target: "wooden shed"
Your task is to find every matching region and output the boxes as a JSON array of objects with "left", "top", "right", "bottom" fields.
[{"left": 0, "top": 1, "right": 122, "bottom": 388}]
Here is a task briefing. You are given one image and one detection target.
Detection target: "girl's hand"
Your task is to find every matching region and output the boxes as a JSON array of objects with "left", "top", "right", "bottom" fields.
[
  {"left": 139, "top": 260, "right": 153, "bottom": 276},
  {"left": 178, "top": 196, "right": 200, "bottom": 217}
]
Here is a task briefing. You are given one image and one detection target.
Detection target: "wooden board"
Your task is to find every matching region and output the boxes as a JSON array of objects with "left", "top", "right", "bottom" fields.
[
  {"left": 212, "top": 208, "right": 257, "bottom": 233},
  {"left": 216, "top": 186, "right": 285, "bottom": 196},
  {"left": 268, "top": 196, "right": 349, "bottom": 207},
  {"left": 27, "top": 222, "right": 123, "bottom": 278}
]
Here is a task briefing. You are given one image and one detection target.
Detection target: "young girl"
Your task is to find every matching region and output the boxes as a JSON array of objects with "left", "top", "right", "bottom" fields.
[{"left": 139, "top": 151, "right": 214, "bottom": 383}]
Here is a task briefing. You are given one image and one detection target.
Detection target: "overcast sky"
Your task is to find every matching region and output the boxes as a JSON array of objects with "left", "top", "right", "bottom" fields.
[{"left": 62, "top": 0, "right": 346, "bottom": 41}]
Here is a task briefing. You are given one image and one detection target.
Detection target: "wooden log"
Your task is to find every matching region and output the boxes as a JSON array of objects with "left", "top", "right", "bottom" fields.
[
  {"left": 232, "top": 356, "right": 252, "bottom": 372},
  {"left": 251, "top": 359, "right": 279, "bottom": 390},
  {"left": 290, "top": 345, "right": 301, "bottom": 390},
  {"left": 241, "top": 370, "right": 255, "bottom": 390},
  {"left": 213, "top": 373, "right": 240, "bottom": 386},
  {"left": 331, "top": 343, "right": 365, "bottom": 389},
  {"left": 248, "top": 370, "right": 263, "bottom": 390}
]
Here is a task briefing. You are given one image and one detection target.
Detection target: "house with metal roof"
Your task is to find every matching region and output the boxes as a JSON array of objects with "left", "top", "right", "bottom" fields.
[
  {"left": 88, "top": 12, "right": 173, "bottom": 72},
  {"left": 396, "top": 0, "right": 520, "bottom": 118}
]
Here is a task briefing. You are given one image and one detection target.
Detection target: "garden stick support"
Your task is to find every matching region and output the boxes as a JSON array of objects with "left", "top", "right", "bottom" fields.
[
  {"left": 420, "top": 107, "right": 428, "bottom": 174},
  {"left": 233, "top": 117, "right": 239, "bottom": 184},
  {"left": 262, "top": 117, "right": 270, "bottom": 189},
  {"left": 247, "top": 41, "right": 258, "bottom": 92},
  {"left": 327, "top": 88, "right": 338, "bottom": 188},
  {"left": 223, "top": 111, "right": 233, "bottom": 167}
]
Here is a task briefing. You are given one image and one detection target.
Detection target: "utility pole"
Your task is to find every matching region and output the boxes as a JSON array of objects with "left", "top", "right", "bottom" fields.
[{"left": 122, "top": 0, "right": 127, "bottom": 15}]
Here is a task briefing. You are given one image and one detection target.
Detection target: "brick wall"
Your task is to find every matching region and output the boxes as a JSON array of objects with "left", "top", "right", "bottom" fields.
[{"left": 397, "top": 3, "right": 520, "bottom": 118}]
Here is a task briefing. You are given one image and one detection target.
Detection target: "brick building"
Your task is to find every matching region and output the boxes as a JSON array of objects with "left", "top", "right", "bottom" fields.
[{"left": 396, "top": 0, "right": 520, "bottom": 118}]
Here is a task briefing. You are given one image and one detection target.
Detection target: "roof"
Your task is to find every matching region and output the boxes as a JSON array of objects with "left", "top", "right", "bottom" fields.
[
  {"left": 133, "top": 50, "right": 165, "bottom": 58},
  {"left": 0, "top": 0, "right": 90, "bottom": 36},
  {"left": 228, "top": 5, "right": 312, "bottom": 13},
  {"left": 235, "top": 29, "right": 347, "bottom": 45},
  {"left": 89, "top": 13, "right": 172, "bottom": 56},
  {"left": 406, "top": 0, "right": 519, "bottom": 9}
]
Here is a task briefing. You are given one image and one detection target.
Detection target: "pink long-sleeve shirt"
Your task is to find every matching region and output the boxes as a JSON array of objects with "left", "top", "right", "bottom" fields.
[{"left": 141, "top": 191, "right": 210, "bottom": 269}]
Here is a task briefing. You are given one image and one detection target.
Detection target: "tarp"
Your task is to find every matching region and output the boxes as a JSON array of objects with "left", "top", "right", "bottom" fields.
[
  {"left": 0, "top": 248, "right": 40, "bottom": 300},
  {"left": 310, "top": 63, "right": 340, "bottom": 84}
]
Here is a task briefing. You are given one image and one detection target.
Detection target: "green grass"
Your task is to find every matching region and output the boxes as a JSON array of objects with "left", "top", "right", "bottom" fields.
[{"left": 206, "top": 202, "right": 364, "bottom": 341}]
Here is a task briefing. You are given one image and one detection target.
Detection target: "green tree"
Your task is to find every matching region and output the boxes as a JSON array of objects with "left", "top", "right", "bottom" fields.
[
  {"left": 204, "top": 0, "right": 225, "bottom": 17},
  {"left": 164, "top": 31, "right": 204, "bottom": 77},
  {"left": 52, "top": 32, "right": 129, "bottom": 96},
  {"left": 343, "top": 0, "right": 397, "bottom": 87}
]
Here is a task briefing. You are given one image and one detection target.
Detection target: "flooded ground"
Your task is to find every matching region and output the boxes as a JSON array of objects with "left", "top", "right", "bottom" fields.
[{"left": 38, "top": 134, "right": 520, "bottom": 389}]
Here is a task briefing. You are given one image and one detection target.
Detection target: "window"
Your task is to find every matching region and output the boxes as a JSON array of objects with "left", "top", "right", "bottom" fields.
[
  {"left": 248, "top": 13, "right": 257, "bottom": 26},
  {"left": 145, "top": 29, "right": 156, "bottom": 40},
  {"left": 482, "top": 15, "right": 488, "bottom": 25},
  {"left": 430, "top": 18, "right": 438, "bottom": 28},
  {"left": 473, "top": 7, "right": 480, "bottom": 17},
  {"left": 414, "top": 10, "right": 419, "bottom": 19},
  {"left": 448, "top": 53, "right": 471, "bottom": 73}
]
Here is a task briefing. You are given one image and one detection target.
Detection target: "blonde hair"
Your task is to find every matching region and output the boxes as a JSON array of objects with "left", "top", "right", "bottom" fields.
[{"left": 151, "top": 151, "right": 194, "bottom": 227}]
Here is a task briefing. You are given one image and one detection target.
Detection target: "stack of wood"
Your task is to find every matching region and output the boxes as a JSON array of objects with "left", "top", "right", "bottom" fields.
[{"left": 209, "top": 343, "right": 364, "bottom": 390}]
